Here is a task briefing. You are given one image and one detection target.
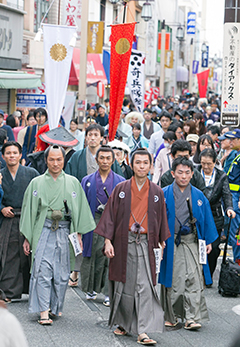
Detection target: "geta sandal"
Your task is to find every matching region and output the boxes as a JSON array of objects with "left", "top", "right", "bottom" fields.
[
  {"left": 114, "top": 326, "right": 127, "bottom": 336},
  {"left": 68, "top": 276, "right": 78, "bottom": 287},
  {"left": 184, "top": 320, "right": 201, "bottom": 330},
  {"left": 137, "top": 334, "right": 156, "bottom": 345},
  {"left": 38, "top": 318, "right": 53, "bottom": 325}
]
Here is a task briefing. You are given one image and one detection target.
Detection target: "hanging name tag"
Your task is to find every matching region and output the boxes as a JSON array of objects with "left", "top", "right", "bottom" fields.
[
  {"left": 154, "top": 247, "right": 162, "bottom": 274},
  {"left": 68, "top": 233, "right": 82, "bottom": 256},
  {"left": 199, "top": 239, "right": 207, "bottom": 265}
]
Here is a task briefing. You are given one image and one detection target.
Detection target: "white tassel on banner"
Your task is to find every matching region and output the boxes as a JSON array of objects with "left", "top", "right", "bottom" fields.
[
  {"left": 69, "top": 32, "right": 78, "bottom": 47},
  {"left": 34, "top": 27, "right": 43, "bottom": 41}
]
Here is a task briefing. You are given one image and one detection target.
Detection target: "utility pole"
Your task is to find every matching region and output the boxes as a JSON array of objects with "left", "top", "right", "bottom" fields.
[
  {"left": 189, "top": 38, "right": 194, "bottom": 92},
  {"left": 78, "top": 0, "right": 89, "bottom": 124},
  {"left": 160, "top": 20, "right": 165, "bottom": 96}
]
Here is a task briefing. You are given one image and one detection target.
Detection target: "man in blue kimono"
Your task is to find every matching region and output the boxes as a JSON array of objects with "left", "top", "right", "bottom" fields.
[
  {"left": 81, "top": 146, "right": 125, "bottom": 306},
  {"left": 159, "top": 157, "right": 218, "bottom": 331}
]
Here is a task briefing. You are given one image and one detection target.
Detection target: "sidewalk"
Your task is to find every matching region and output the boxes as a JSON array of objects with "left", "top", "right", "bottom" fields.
[{"left": 7, "top": 253, "right": 240, "bottom": 347}]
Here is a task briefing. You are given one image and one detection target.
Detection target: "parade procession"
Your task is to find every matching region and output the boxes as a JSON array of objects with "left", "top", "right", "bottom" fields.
[{"left": 1, "top": 0, "right": 240, "bottom": 346}]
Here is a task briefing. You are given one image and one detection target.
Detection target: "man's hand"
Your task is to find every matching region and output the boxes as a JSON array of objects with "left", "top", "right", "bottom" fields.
[
  {"left": 21, "top": 159, "right": 26, "bottom": 166},
  {"left": 227, "top": 209, "right": 236, "bottom": 219},
  {"left": 23, "top": 239, "right": 31, "bottom": 256},
  {"left": 77, "top": 234, "right": 83, "bottom": 253},
  {"left": 105, "top": 239, "right": 115, "bottom": 258},
  {"left": 1, "top": 207, "right": 15, "bottom": 218},
  {"left": 206, "top": 243, "right": 212, "bottom": 254}
]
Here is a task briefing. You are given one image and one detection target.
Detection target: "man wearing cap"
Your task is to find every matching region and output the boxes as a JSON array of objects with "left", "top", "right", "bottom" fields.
[
  {"left": 141, "top": 108, "right": 160, "bottom": 141},
  {"left": 186, "top": 134, "right": 199, "bottom": 158},
  {"left": 109, "top": 139, "right": 132, "bottom": 179},
  {"left": 95, "top": 105, "right": 108, "bottom": 127},
  {"left": 20, "top": 145, "right": 96, "bottom": 325},
  {"left": 0, "top": 110, "right": 14, "bottom": 142},
  {"left": 225, "top": 129, "right": 240, "bottom": 265}
]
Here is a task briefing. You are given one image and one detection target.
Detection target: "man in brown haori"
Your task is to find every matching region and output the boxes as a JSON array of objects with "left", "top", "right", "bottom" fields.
[{"left": 95, "top": 148, "right": 170, "bottom": 345}]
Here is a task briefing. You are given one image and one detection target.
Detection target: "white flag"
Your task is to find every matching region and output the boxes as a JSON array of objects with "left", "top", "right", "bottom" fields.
[
  {"left": 43, "top": 24, "right": 77, "bottom": 130},
  {"left": 128, "top": 49, "right": 146, "bottom": 113}
]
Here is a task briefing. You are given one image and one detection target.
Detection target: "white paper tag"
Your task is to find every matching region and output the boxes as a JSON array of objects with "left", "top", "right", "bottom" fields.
[
  {"left": 199, "top": 239, "right": 207, "bottom": 265},
  {"left": 154, "top": 247, "right": 162, "bottom": 274},
  {"left": 68, "top": 233, "right": 82, "bottom": 256}
]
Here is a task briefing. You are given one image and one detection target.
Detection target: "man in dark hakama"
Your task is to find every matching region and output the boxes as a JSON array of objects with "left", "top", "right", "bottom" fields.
[
  {"left": 0, "top": 142, "right": 39, "bottom": 302},
  {"left": 95, "top": 148, "right": 170, "bottom": 345},
  {"left": 81, "top": 146, "right": 125, "bottom": 305}
]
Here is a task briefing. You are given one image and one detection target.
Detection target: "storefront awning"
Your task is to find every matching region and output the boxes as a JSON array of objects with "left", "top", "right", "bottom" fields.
[
  {"left": 0, "top": 70, "right": 42, "bottom": 89},
  {"left": 176, "top": 66, "right": 189, "bottom": 83},
  {"left": 69, "top": 48, "right": 108, "bottom": 86}
]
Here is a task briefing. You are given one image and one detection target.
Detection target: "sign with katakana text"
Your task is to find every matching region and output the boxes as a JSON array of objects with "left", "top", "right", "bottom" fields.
[
  {"left": 16, "top": 84, "right": 47, "bottom": 107},
  {"left": 63, "top": 0, "right": 82, "bottom": 38},
  {"left": 221, "top": 23, "right": 240, "bottom": 127},
  {"left": 128, "top": 49, "right": 146, "bottom": 112}
]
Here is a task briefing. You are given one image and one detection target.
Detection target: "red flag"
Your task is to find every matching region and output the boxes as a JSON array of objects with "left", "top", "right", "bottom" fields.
[
  {"left": 109, "top": 22, "right": 136, "bottom": 141},
  {"left": 196, "top": 69, "right": 210, "bottom": 98}
]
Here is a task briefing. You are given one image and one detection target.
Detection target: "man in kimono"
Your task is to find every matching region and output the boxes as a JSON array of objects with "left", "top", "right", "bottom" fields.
[
  {"left": 95, "top": 148, "right": 170, "bottom": 345},
  {"left": 0, "top": 142, "right": 39, "bottom": 302},
  {"left": 159, "top": 157, "right": 218, "bottom": 330},
  {"left": 65, "top": 123, "right": 123, "bottom": 286},
  {"left": 81, "top": 146, "right": 125, "bottom": 306},
  {"left": 20, "top": 145, "right": 95, "bottom": 325}
]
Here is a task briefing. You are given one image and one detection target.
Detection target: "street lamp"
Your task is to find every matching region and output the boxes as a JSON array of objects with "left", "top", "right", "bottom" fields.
[
  {"left": 176, "top": 26, "right": 184, "bottom": 41},
  {"left": 201, "top": 42, "right": 207, "bottom": 53},
  {"left": 141, "top": 1, "right": 152, "bottom": 22},
  {"left": 109, "top": 0, "right": 154, "bottom": 22}
]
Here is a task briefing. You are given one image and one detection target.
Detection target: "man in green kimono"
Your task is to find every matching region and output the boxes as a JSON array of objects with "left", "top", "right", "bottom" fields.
[{"left": 20, "top": 145, "right": 95, "bottom": 325}]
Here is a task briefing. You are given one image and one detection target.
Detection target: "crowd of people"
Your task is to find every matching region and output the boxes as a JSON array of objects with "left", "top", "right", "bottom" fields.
[{"left": 0, "top": 89, "right": 239, "bottom": 346}]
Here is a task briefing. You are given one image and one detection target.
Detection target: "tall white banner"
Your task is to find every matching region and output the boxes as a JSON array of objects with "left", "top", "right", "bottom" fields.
[
  {"left": 128, "top": 49, "right": 146, "bottom": 113},
  {"left": 43, "top": 24, "right": 76, "bottom": 130}
]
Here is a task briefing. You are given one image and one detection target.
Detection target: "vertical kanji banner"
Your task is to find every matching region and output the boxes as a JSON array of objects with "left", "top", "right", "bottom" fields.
[
  {"left": 196, "top": 69, "right": 210, "bottom": 98},
  {"left": 128, "top": 49, "right": 145, "bottom": 113},
  {"left": 109, "top": 22, "right": 136, "bottom": 141}
]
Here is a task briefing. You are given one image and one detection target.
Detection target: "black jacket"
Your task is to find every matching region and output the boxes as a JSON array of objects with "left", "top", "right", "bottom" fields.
[
  {"left": 199, "top": 167, "right": 233, "bottom": 230},
  {"left": 161, "top": 167, "right": 205, "bottom": 192}
]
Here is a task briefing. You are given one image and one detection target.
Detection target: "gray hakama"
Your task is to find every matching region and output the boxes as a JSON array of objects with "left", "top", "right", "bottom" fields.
[
  {"left": 80, "top": 213, "right": 108, "bottom": 295},
  {"left": 161, "top": 234, "right": 209, "bottom": 323},
  {"left": 28, "top": 219, "right": 70, "bottom": 315},
  {"left": 109, "top": 232, "right": 164, "bottom": 335},
  {"left": 161, "top": 182, "right": 209, "bottom": 323}
]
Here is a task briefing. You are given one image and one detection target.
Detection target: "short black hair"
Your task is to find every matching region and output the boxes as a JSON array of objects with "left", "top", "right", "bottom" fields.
[
  {"left": 199, "top": 148, "right": 217, "bottom": 163},
  {"left": 132, "top": 122, "right": 141, "bottom": 130},
  {"left": 70, "top": 118, "right": 78, "bottom": 125},
  {"left": 207, "top": 125, "right": 220, "bottom": 136},
  {"left": 0, "top": 128, "right": 7, "bottom": 146},
  {"left": 163, "top": 131, "right": 177, "bottom": 142},
  {"left": 172, "top": 156, "right": 194, "bottom": 172},
  {"left": 6, "top": 115, "right": 16, "bottom": 128},
  {"left": 85, "top": 123, "right": 104, "bottom": 137},
  {"left": 159, "top": 110, "right": 172, "bottom": 121},
  {"left": 168, "top": 122, "right": 183, "bottom": 133},
  {"left": 171, "top": 139, "right": 192, "bottom": 157},
  {"left": 96, "top": 145, "right": 115, "bottom": 161},
  {"left": 131, "top": 148, "right": 152, "bottom": 167},
  {"left": 44, "top": 145, "right": 65, "bottom": 161},
  {"left": 2, "top": 141, "right": 22, "bottom": 155},
  {"left": 27, "top": 110, "right": 35, "bottom": 121},
  {"left": 34, "top": 107, "right": 48, "bottom": 120},
  {"left": 104, "top": 98, "right": 109, "bottom": 103}
]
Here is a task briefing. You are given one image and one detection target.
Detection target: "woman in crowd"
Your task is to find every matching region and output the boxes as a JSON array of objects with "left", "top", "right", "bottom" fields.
[
  {"left": 199, "top": 148, "right": 235, "bottom": 281},
  {"left": 69, "top": 118, "right": 84, "bottom": 151},
  {"left": 183, "top": 120, "right": 197, "bottom": 139},
  {"left": 192, "top": 134, "right": 215, "bottom": 168},
  {"left": 194, "top": 113, "right": 207, "bottom": 136}
]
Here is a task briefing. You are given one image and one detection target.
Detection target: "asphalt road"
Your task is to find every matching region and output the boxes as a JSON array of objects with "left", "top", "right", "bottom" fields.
[{"left": 7, "top": 247, "right": 240, "bottom": 347}]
